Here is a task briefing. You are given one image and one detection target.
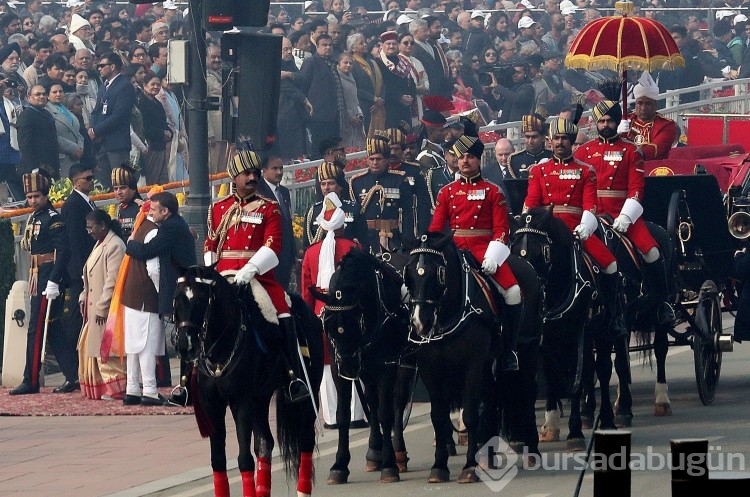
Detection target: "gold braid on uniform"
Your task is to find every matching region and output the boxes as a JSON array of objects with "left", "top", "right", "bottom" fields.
[
  {"left": 359, "top": 184, "right": 386, "bottom": 215},
  {"left": 20, "top": 213, "right": 33, "bottom": 251},
  {"left": 305, "top": 205, "right": 322, "bottom": 245},
  {"left": 209, "top": 201, "right": 243, "bottom": 258}
]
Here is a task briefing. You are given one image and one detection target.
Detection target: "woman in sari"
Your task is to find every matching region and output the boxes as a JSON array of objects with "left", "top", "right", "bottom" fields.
[
  {"left": 78, "top": 209, "right": 127, "bottom": 400},
  {"left": 349, "top": 32, "right": 384, "bottom": 138}
]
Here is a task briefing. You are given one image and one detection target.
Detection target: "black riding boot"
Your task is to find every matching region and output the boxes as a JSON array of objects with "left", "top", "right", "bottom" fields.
[
  {"left": 279, "top": 316, "right": 311, "bottom": 404},
  {"left": 599, "top": 272, "right": 628, "bottom": 339},
  {"left": 644, "top": 257, "right": 676, "bottom": 325},
  {"left": 501, "top": 303, "right": 522, "bottom": 371}
]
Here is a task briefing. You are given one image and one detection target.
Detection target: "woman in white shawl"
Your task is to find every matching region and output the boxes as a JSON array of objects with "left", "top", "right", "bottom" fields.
[{"left": 336, "top": 52, "right": 366, "bottom": 150}]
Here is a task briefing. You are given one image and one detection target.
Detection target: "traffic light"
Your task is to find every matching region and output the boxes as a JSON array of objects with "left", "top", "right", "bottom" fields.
[
  {"left": 203, "top": 0, "right": 271, "bottom": 31},
  {"left": 222, "top": 33, "right": 281, "bottom": 151}
]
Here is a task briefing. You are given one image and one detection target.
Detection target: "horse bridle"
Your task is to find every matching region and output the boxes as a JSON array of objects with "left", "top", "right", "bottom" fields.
[
  {"left": 513, "top": 214, "right": 553, "bottom": 268},
  {"left": 408, "top": 246, "right": 447, "bottom": 306},
  {"left": 175, "top": 275, "right": 246, "bottom": 378}
]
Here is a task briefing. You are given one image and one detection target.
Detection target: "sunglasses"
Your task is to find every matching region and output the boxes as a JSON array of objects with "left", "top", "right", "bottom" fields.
[
  {"left": 485, "top": 52, "right": 497, "bottom": 56},
  {"left": 472, "top": 58, "right": 480, "bottom": 62},
  {"left": 401, "top": 41, "right": 414, "bottom": 45},
  {"left": 97, "top": 63, "right": 111, "bottom": 68},
  {"left": 79, "top": 175, "right": 95, "bottom": 181}
]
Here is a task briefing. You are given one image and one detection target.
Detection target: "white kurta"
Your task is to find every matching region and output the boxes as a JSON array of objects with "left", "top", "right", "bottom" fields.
[{"left": 123, "top": 228, "right": 163, "bottom": 355}]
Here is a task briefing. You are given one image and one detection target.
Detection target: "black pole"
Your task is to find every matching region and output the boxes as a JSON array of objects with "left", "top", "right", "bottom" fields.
[
  {"left": 182, "top": 0, "right": 210, "bottom": 254},
  {"left": 670, "top": 438, "right": 709, "bottom": 495},
  {"left": 593, "top": 429, "right": 631, "bottom": 497}
]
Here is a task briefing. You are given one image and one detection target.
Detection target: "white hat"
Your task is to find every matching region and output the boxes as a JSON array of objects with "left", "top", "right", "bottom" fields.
[
  {"left": 163, "top": 0, "right": 179, "bottom": 10},
  {"left": 315, "top": 193, "right": 346, "bottom": 291},
  {"left": 304, "top": 1, "right": 314, "bottom": 10},
  {"left": 470, "top": 10, "right": 486, "bottom": 20},
  {"left": 560, "top": 0, "right": 577, "bottom": 15},
  {"left": 518, "top": 16, "right": 537, "bottom": 29},
  {"left": 69, "top": 13, "right": 90, "bottom": 34},
  {"left": 65, "top": 0, "right": 84, "bottom": 7},
  {"left": 716, "top": 10, "right": 735, "bottom": 20},
  {"left": 633, "top": 71, "right": 659, "bottom": 100},
  {"left": 734, "top": 14, "right": 748, "bottom": 24},
  {"left": 397, "top": 14, "right": 414, "bottom": 25},
  {"left": 519, "top": 0, "right": 535, "bottom": 8}
]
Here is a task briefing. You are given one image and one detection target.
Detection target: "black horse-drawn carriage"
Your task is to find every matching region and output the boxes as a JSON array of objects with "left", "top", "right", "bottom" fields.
[{"left": 505, "top": 171, "right": 739, "bottom": 407}]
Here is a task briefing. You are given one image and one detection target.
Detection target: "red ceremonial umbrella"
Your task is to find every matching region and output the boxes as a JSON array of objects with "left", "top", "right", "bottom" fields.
[{"left": 565, "top": 0, "right": 685, "bottom": 110}]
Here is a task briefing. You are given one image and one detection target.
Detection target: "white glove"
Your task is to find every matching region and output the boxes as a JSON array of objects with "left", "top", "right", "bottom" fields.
[
  {"left": 722, "top": 65, "right": 732, "bottom": 76},
  {"left": 481, "top": 258, "right": 498, "bottom": 275},
  {"left": 203, "top": 251, "right": 217, "bottom": 266},
  {"left": 43, "top": 281, "right": 60, "bottom": 300},
  {"left": 612, "top": 214, "right": 632, "bottom": 233},
  {"left": 234, "top": 262, "right": 259, "bottom": 284},
  {"left": 573, "top": 223, "right": 593, "bottom": 241},
  {"left": 617, "top": 119, "right": 631, "bottom": 134}
]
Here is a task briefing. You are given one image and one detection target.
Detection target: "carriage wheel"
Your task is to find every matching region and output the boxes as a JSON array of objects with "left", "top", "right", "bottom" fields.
[{"left": 693, "top": 280, "right": 723, "bottom": 406}]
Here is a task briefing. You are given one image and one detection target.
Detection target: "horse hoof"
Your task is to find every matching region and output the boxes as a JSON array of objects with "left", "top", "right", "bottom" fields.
[
  {"left": 326, "top": 470, "right": 349, "bottom": 485},
  {"left": 539, "top": 428, "right": 560, "bottom": 442},
  {"left": 567, "top": 438, "right": 587, "bottom": 452},
  {"left": 615, "top": 414, "right": 633, "bottom": 428},
  {"left": 428, "top": 468, "right": 450, "bottom": 483},
  {"left": 365, "top": 459, "right": 381, "bottom": 472},
  {"left": 457, "top": 433, "right": 468, "bottom": 446},
  {"left": 395, "top": 451, "right": 409, "bottom": 473},
  {"left": 458, "top": 467, "right": 480, "bottom": 483},
  {"left": 365, "top": 448, "right": 382, "bottom": 472},
  {"left": 655, "top": 403, "right": 672, "bottom": 417},
  {"left": 380, "top": 467, "right": 400, "bottom": 483},
  {"left": 447, "top": 443, "right": 458, "bottom": 457},
  {"left": 581, "top": 416, "right": 594, "bottom": 430}
]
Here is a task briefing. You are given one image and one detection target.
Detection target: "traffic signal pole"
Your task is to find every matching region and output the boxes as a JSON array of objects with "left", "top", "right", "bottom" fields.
[{"left": 182, "top": 0, "right": 210, "bottom": 255}]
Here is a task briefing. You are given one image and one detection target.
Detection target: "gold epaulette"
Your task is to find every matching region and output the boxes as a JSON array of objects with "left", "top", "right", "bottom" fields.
[
  {"left": 49, "top": 221, "right": 65, "bottom": 230},
  {"left": 350, "top": 170, "right": 368, "bottom": 181}
]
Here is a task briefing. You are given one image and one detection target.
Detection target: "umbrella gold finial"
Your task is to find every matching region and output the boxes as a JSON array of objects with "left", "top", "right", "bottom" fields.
[{"left": 615, "top": 0, "right": 635, "bottom": 15}]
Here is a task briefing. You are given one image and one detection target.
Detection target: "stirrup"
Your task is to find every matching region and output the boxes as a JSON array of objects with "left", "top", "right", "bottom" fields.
[
  {"left": 286, "top": 377, "right": 311, "bottom": 403},
  {"left": 167, "top": 385, "right": 189, "bottom": 407},
  {"left": 657, "top": 302, "right": 676, "bottom": 326},
  {"left": 502, "top": 351, "right": 519, "bottom": 371}
]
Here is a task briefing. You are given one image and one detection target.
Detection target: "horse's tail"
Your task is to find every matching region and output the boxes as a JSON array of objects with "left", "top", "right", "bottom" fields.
[
  {"left": 275, "top": 392, "right": 307, "bottom": 480},
  {"left": 191, "top": 368, "right": 214, "bottom": 438}
]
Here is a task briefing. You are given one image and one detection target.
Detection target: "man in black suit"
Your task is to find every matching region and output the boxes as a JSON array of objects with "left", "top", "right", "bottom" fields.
[
  {"left": 125, "top": 191, "right": 197, "bottom": 404},
  {"left": 17, "top": 84, "right": 60, "bottom": 179},
  {"left": 411, "top": 17, "right": 452, "bottom": 100},
  {"left": 56, "top": 164, "right": 98, "bottom": 392},
  {"left": 256, "top": 156, "right": 295, "bottom": 291},
  {"left": 89, "top": 53, "right": 135, "bottom": 188},
  {"left": 300, "top": 34, "right": 340, "bottom": 159}
]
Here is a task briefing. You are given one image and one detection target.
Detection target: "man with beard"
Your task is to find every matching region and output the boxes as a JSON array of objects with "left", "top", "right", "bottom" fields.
[
  {"left": 111, "top": 165, "right": 143, "bottom": 240},
  {"left": 276, "top": 37, "right": 312, "bottom": 161},
  {"left": 411, "top": 17, "right": 452, "bottom": 99},
  {"left": 204, "top": 150, "right": 311, "bottom": 404},
  {"left": 0, "top": 42, "right": 26, "bottom": 99},
  {"left": 383, "top": 126, "right": 430, "bottom": 237},
  {"left": 576, "top": 98, "right": 675, "bottom": 326},
  {"left": 508, "top": 113, "right": 552, "bottom": 179},
  {"left": 320, "top": 136, "right": 347, "bottom": 169},
  {"left": 349, "top": 134, "right": 414, "bottom": 253},
  {"left": 304, "top": 161, "right": 367, "bottom": 249}
]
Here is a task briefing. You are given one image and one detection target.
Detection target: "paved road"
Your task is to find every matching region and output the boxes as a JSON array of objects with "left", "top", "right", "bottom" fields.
[{"left": 1, "top": 315, "right": 747, "bottom": 497}]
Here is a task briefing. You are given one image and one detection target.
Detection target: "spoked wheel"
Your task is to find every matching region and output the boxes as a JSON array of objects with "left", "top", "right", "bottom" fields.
[{"left": 693, "top": 280, "right": 723, "bottom": 406}]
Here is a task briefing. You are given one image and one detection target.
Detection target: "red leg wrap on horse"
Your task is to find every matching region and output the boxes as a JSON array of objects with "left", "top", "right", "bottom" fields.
[
  {"left": 297, "top": 452, "right": 314, "bottom": 494},
  {"left": 256, "top": 457, "right": 272, "bottom": 497},
  {"left": 213, "top": 471, "right": 230, "bottom": 497},
  {"left": 241, "top": 471, "right": 256, "bottom": 497}
]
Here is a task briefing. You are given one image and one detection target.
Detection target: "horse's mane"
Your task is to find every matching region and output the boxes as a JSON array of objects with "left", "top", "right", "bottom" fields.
[{"left": 524, "top": 207, "right": 575, "bottom": 245}]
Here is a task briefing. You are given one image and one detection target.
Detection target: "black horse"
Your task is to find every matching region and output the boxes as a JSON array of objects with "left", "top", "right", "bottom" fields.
[
  {"left": 404, "top": 232, "right": 540, "bottom": 482},
  {"left": 173, "top": 265, "right": 324, "bottom": 497},
  {"left": 310, "top": 248, "right": 415, "bottom": 484},
  {"left": 511, "top": 207, "right": 621, "bottom": 449}
]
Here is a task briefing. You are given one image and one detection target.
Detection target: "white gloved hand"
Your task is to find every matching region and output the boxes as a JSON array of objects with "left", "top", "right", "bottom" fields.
[
  {"left": 43, "top": 281, "right": 60, "bottom": 300},
  {"left": 722, "top": 65, "right": 732, "bottom": 76},
  {"left": 573, "top": 223, "right": 594, "bottom": 241},
  {"left": 611, "top": 214, "right": 632, "bottom": 233},
  {"left": 481, "top": 258, "right": 498, "bottom": 275},
  {"left": 234, "top": 262, "right": 259, "bottom": 284},
  {"left": 617, "top": 119, "right": 631, "bottom": 134},
  {"left": 203, "top": 251, "right": 217, "bottom": 266}
]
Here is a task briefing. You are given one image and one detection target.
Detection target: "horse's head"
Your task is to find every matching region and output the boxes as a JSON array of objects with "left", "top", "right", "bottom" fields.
[
  {"left": 310, "top": 249, "right": 377, "bottom": 380},
  {"left": 173, "top": 265, "right": 223, "bottom": 363},
  {"left": 511, "top": 207, "right": 558, "bottom": 280},
  {"left": 404, "top": 232, "right": 454, "bottom": 336}
]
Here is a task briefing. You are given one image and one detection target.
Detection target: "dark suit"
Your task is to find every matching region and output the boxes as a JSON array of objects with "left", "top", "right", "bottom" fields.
[
  {"left": 300, "top": 53, "right": 340, "bottom": 158},
  {"left": 412, "top": 41, "right": 452, "bottom": 100},
  {"left": 257, "top": 178, "right": 295, "bottom": 291},
  {"left": 91, "top": 73, "right": 136, "bottom": 187},
  {"left": 17, "top": 104, "right": 60, "bottom": 179},
  {"left": 126, "top": 213, "right": 197, "bottom": 315},
  {"left": 60, "top": 190, "right": 97, "bottom": 376}
]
